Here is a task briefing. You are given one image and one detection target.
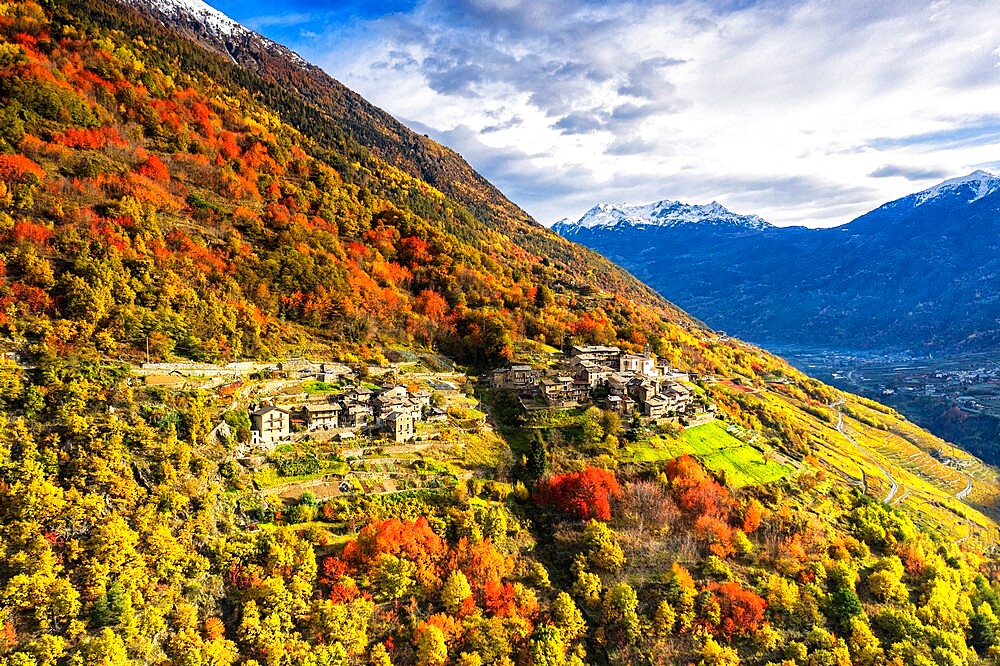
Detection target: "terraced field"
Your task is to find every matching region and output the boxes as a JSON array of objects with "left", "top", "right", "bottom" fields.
[
  {"left": 626, "top": 420, "right": 795, "bottom": 488},
  {"left": 751, "top": 386, "right": 1000, "bottom": 548}
]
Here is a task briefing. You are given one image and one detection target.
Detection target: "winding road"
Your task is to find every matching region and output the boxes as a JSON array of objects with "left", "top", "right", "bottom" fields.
[
  {"left": 956, "top": 472, "right": 974, "bottom": 501},
  {"left": 832, "top": 400, "right": 899, "bottom": 504}
]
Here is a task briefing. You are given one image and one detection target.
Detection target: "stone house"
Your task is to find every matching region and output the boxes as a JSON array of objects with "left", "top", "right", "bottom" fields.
[
  {"left": 570, "top": 345, "right": 621, "bottom": 366},
  {"left": 661, "top": 382, "right": 694, "bottom": 413},
  {"left": 620, "top": 351, "right": 657, "bottom": 377},
  {"left": 605, "top": 393, "right": 635, "bottom": 414},
  {"left": 627, "top": 377, "right": 660, "bottom": 405},
  {"left": 340, "top": 402, "right": 373, "bottom": 430},
  {"left": 490, "top": 365, "right": 539, "bottom": 391},
  {"left": 540, "top": 376, "right": 576, "bottom": 407},
  {"left": 641, "top": 383, "right": 694, "bottom": 419},
  {"left": 344, "top": 386, "right": 373, "bottom": 405},
  {"left": 410, "top": 389, "right": 433, "bottom": 408},
  {"left": 374, "top": 386, "right": 423, "bottom": 426},
  {"left": 305, "top": 402, "right": 341, "bottom": 429},
  {"left": 384, "top": 410, "right": 415, "bottom": 443},
  {"left": 643, "top": 395, "right": 671, "bottom": 419},
  {"left": 574, "top": 359, "right": 614, "bottom": 388},
  {"left": 250, "top": 405, "right": 290, "bottom": 449},
  {"left": 426, "top": 406, "right": 448, "bottom": 422}
]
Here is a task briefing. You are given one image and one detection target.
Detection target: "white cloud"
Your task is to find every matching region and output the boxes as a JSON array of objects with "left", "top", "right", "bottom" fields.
[{"left": 283, "top": 0, "right": 1000, "bottom": 227}]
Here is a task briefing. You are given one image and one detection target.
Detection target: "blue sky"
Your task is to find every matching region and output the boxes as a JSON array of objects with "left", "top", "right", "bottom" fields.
[
  {"left": 209, "top": 1, "right": 416, "bottom": 34},
  {"left": 207, "top": 0, "right": 1000, "bottom": 227}
]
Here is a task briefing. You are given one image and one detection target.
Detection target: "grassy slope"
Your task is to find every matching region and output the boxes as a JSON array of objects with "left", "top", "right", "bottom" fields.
[{"left": 625, "top": 420, "right": 794, "bottom": 488}]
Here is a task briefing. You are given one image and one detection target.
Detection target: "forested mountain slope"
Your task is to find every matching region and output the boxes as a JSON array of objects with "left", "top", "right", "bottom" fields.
[{"left": 0, "top": 2, "right": 1000, "bottom": 665}]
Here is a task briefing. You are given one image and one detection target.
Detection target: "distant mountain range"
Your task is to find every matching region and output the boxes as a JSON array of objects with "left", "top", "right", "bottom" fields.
[
  {"left": 554, "top": 199, "right": 772, "bottom": 231},
  {"left": 554, "top": 170, "right": 1000, "bottom": 352}
]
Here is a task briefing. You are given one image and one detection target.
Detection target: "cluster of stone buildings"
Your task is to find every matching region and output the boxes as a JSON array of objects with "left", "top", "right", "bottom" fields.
[
  {"left": 491, "top": 345, "right": 704, "bottom": 420},
  {"left": 275, "top": 359, "right": 353, "bottom": 383},
  {"left": 248, "top": 383, "right": 448, "bottom": 451}
]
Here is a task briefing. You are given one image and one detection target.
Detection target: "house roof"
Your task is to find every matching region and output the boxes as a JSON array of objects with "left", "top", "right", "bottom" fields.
[
  {"left": 571, "top": 345, "right": 621, "bottom": 355},
  {"left": 250, "top": 405, "right": 288, "bottom": 416},
  {"left": 305, "top": 403, "right": 341, "bottom": 413}
]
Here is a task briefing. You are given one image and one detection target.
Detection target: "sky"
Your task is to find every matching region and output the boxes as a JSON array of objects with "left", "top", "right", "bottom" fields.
[{"left": 209, "top": 0, "right": 1000, "bottom": 227}]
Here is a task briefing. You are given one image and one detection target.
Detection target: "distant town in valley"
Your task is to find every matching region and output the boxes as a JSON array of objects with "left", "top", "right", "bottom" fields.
[{"left": 771, "top": 346, "right": 1000, "bottom": 464}]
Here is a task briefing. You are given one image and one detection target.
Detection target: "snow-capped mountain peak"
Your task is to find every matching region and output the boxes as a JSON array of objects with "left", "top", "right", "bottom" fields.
[
  {"left": 913, "top": 169, "right": 1000, "bottom": 206},
  {"left": 560, "top": 199, "right": 772, "bottom": 231},
  {"left": 124, "top": 0, "right": 312, "bottom": 68},
  {"left": 130, "top": 0, "right": 245, "bottom": 38}
]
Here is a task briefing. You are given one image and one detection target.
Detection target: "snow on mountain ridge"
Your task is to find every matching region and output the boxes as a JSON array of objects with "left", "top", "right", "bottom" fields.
[
  {"left": 126, "top": 0, "right": 311, "bottom": 67},
  {"left": 136, "top": 0, "right": 245, "bottom": 38},
  {"left": 567, "top": 199, "right": 772, "bottom": 231},
  {"left": 913, "top": 169, "right": 1000, "bottom": 206}
]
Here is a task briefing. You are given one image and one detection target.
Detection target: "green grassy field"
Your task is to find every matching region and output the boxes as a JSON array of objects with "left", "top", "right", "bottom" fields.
[{"left": 626, "top": 420, "right": 793, "bottom": 488}]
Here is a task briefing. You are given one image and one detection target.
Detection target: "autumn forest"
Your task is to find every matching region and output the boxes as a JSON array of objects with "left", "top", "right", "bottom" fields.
[{"left": 2, "top": 1, "right": 1000, "bottom": 666}]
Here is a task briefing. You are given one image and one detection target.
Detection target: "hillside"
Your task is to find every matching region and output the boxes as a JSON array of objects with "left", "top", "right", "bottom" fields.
[
  {"left": 108, "top": 0, "right": 683, "bottom": 322},
  {"left": 2, "top": 2, "right": 1000, "bottom": 665},
  {"left": 554, "top": 171, "right": 1000, "bottom": 354},
  {"left": 1, "top": 0, "right": 702, "bottom": 371}
]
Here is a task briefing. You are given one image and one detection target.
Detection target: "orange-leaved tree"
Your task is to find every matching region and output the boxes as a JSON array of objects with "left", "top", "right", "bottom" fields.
[{"left": 535, "top": 467, "right": 621, "bottom": 521}]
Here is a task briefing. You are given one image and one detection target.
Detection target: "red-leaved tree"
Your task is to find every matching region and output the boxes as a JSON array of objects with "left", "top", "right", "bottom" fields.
[
  {"left": 0, "top": 154, "right": 45, "bottom": 183},
  {"left": 535, "top": 467, "right": 621, "bottom": 521},
  {"left": 712, "top": 581, "right": 767, "bottom": 638},
  {"left": 665, "top": 454, "right": 731, "bottom": 521}
]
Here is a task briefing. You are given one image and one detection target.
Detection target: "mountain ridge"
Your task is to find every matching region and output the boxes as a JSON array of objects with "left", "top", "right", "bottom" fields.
[
  {"left": 912, "top": 169, "right": 1000, "bottom": 207},
  {"left": 94, "top": 0, "right": 690, "bottom": 324},
  {"left": 558, "top": 199, "right": 773, "bottom": 233},
  {"left": 556, "top": 170, "right": 1000, "bottom": 354}
]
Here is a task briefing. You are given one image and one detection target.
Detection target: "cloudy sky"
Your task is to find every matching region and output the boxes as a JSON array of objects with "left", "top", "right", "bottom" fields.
[{"left": 210, "top": 0, "right": 1000, "bottom": 227}]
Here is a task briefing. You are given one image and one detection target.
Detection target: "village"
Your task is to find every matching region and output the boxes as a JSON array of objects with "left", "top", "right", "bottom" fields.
[
  {"left": 243, "top": 363, "right": 456, "bottom": 452},
  {"left": 239, "top": 344, "right": 717, "bottom": 452},
  {"left": 134, "top": 343, "right": 716, "bottom": 456},
  {"left": 0, "top": 337, "right": 802, "bottom": 529},
  {"left": 120, "top": 344, "right": 722, "bottom": 513},
  {"left": 1, "top": 339, "right": 731, "bottom": 515},
  {"left": 490, "top": 344, "right": 716, "bottom": 425}
]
